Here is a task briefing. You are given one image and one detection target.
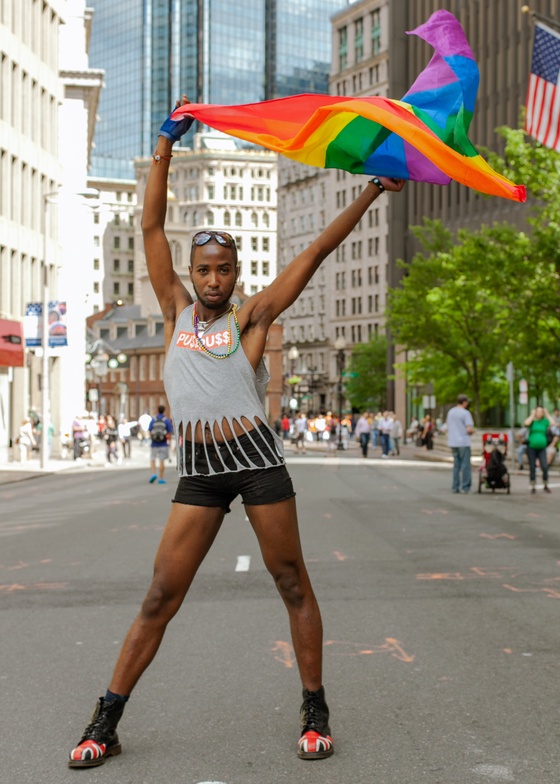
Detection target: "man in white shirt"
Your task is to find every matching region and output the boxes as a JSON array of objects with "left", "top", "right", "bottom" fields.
[
  {"left": 378, "top": 411, "right": 393, "bottom": 458},
  {"left": 294, "top": 413, "right": 308, "bottom": 454},
  {"left": 446, "top": 394, "right": 475, "bottom": 493}
]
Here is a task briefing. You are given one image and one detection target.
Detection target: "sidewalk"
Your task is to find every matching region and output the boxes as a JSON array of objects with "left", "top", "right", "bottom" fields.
[
  {"left": 1, "top": 433, "right": 557, "bottom": 485},
  {"left": 0, "top": 444, "right": 153, "bottom": 485}
]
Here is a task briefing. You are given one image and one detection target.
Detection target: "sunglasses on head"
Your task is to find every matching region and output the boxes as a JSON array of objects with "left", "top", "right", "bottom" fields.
[{"left": 192, "top": 231, "right": 236, "bottom": 248}]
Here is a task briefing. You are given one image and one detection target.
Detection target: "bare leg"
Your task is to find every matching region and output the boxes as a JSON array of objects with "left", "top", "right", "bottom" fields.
[
  {"left": 109, "top": 503, "right": 225, "bottom": 695},
  {"left": 246, "top": 498, "right": 323, "bottom": 690}
]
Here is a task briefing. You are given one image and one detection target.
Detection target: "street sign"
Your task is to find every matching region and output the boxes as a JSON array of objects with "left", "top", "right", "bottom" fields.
[
  {"left": 422, "top": 395, "right": 436, "bottom": 409},
  {"left": 342, "top": 371, "right": 358, "bottom": 378}
]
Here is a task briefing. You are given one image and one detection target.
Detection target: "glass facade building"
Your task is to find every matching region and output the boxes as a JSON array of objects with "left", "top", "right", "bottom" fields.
[{"left": 89, "top": 0, "right": 343, "bottom": 179}]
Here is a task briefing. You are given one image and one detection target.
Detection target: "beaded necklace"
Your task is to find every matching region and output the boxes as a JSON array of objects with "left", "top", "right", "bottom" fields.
[{"left": 192, "top": 302, "right": 240, "bottom": 359}]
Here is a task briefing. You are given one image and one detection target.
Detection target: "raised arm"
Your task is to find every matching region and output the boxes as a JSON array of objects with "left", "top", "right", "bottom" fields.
[
  {"left": 245, "top": 176, "right": 404, "bottom": 328},
  {"left": 141, "top": 96, "right": 194, "bottom": 333}
]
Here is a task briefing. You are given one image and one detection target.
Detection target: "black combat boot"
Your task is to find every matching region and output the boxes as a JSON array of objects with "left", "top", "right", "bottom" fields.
[
  {"left": 298, "top": 685, "right": 334, "bottom": 760},
  {"left": 68, "top": 697, "right": 125, "bottom": 768}
]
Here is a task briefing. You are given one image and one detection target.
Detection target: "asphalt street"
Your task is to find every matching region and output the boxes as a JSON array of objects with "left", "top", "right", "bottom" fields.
[{"left": 1, "top": 456, "right": 559, "bottom": 784}]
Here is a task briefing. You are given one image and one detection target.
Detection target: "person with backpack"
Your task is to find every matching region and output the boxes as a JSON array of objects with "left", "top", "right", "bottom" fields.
[{"left": 148, "top": 404, "right": 173, "bottom": 484}]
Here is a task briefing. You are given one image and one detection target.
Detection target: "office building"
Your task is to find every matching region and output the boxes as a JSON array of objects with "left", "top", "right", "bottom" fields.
[
  {"left": 0, "top": 0, "right": 102, "bottom": 462},
  {"left": 89, "top": 0, "right": 344, "bottom": 180}
]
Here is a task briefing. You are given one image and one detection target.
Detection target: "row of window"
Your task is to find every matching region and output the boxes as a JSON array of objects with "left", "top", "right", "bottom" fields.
[
  {"left": 180, "top": 184, "right": 273, "bottom": 202},
  {"left": 335, "top": 293, "right": 385, "bottom": 316},
  {"left": 335, "top": 323, "right": 381, "bottom": 342},
  {"left": 0, "top": 150, "right": 57, "bottom": 231},
  {"left": 335, "top": 265, "right": 386, "bottom": 289},
  {"left": 0, "top": 55, "right": 58, "bottom": 152},
  {"left": 335, "top": 65, "right": 383, "bottom": 96},
  {"left": 335, "top": 233, "right": 385, "bottom": 262},
  {"left": 0, "top": 244, "right": 45, "bottom": 319},
  {"left": 182, "top": 166, "right": 272, "bottom": 180},
  {"left": 177, "top": 208, "right": 272, "bottom": 230},
  {"left": 112, "top": 259, "right": 135, "bottom": 273},
  {"left": 1, "top": 0, "right": 59, "bottom": 70},
  {"left": 338, "top": 9, "right": 382, "bottom": 72},
  {"left": 280, "top": 182, "right": 327, "bottom": 207}
]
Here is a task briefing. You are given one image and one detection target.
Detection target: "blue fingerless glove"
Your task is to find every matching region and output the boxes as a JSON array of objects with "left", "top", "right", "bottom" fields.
[{"left": 158, "top": 108, "right": 195, "bottom": 143}]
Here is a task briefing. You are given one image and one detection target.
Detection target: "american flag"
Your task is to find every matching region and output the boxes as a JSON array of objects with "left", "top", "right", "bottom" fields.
[{"left": 525, "top": 22, "right": 560, "bottom": 151}]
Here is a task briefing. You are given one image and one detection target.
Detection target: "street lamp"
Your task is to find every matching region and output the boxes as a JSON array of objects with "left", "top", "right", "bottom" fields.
[
  {"left": 334, "top": 336, "right": 347, "bottom": 450},
  {"left": 40, "top": 188, "right": 99, "bottom": 468},
  {"left": 288, "top": 346, "right": 300, "bottom": 412}
]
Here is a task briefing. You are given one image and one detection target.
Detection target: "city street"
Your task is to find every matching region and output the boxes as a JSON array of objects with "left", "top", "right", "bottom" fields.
[{"left": 1, "top": 456, "right": 559, "bottom": 784}]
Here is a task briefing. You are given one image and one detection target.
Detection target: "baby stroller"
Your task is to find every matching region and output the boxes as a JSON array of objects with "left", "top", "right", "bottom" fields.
[{"left": 478, "top": 433, "right": 510, "bottom": 494}]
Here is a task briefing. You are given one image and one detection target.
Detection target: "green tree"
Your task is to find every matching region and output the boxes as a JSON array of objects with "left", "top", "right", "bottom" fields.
[
  {"left": 387, "top": 220, "right": 533, "bottom": 422},
  {"left": 485, "top": 126, "right": 560, "bottom": 401},
  {"left": 344, "top": 334, "right": 388, "bottom": 412}
]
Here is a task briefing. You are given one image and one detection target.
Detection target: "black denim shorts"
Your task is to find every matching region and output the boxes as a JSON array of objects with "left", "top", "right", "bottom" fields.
[{"left": 173, "top": 426, "right": 295, "bottom": 513}]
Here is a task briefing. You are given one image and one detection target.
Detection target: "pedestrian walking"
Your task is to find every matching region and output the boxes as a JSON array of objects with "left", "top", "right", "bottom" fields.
[
  {"left": 391, "top": 414, "right": 403, "bottom": 455},
  {"left": 378, "top": 410, "right": 393, "bottom": 458},
  {"left": 446, "top": 394, "right": 475, "bottom": 493},
  {"left": 104, "top": 415, "right": 119, "bottom": 465},
  {"left": 72, "top": 414, "right": 87, "bottom": 460},
  {"left": 421, "top": 414, "right": 435, "bottom": 451},
  {"left": 355, "top": 412, "right": 371, "bottom": 457},
  {"left": 148, "top": 405, "right": 173, "bottom": 483},
  {"left": 524, "top": 406, "right": 554, "bottom": 494},
  {"left": 293, "top": 411, "right": 308, "bottom": 454},
  {"left": 17, "top": 417, "right": 36, "bottom": 463},
  {"left": 281, "top": 413, "right": 291, "bottom": 440},
  {"left": 67, "top": 95, "right": 404, "bottom": 768}
]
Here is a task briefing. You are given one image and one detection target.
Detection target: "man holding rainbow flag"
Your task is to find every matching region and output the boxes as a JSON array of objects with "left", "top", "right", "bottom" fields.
[{"left": 67, "top": 9, "right": 523, "bottom": 770}]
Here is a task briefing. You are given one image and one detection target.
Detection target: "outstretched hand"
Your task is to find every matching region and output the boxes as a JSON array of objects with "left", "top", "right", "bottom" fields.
[
  {"left": 158, "top": 94, "right": 194, "bottom": 142},
  {"left": 377, "top": 176, "right": 406, "bottom": 192}
]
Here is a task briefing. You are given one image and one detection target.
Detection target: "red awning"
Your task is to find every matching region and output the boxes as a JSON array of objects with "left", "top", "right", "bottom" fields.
[{"left": 0, "top": 319, "right": 24, "bottom": 367}]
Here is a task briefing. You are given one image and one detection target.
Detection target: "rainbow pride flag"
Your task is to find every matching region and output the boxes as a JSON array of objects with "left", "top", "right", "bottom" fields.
[{"left": 171, "top": 10, "right": 525, "bottom": 202}]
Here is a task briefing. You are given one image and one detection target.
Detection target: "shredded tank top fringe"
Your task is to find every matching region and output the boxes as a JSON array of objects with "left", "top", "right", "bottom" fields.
[{"left": 164, "top": 304, "right": 284, "bottom": 478}]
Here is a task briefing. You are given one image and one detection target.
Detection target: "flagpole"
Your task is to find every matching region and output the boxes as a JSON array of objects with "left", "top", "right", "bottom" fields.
[{"left": 521, "top": 5, "right": 560, "bottom": 33}]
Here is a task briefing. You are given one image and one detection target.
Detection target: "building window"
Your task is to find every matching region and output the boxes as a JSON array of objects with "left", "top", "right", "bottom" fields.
[
  {"left": 113, "top": 259, "right": 120, "bottom": 272},
  {"left": 251, "top": 211, "right": 258, "bottom": 227},
  {"left": 128, "top": 259, "right": 134, "bottom": 273},
  {"left": 235, "top": 235, "right": 242, "bottom": 250},
  {"left": 113, "top": 282, "right": 120, "bottom": 295},
  {"left": 251, "top": 261, "right": 258, "bottom": 275},
  {"left": 93, "top": 258, "right": 99, "bottom": 270},
  {"left": 355, "top": 18, "right": 364, "bottom": 63},
  {"left": 262, "top": 237, "right": 269, "bottom": 252},
  {"left": 339, "top": 26, "right": 347, "bottom": 71},
  {"left": 235, "top": 211, "right": 242, "bottom": 226},
  {"left": 371, "top": 9, "right": 381, "bottom": 55},
  {"left": 207, "top": 185, "right": 214, "bottom": 199},
  {"left": 251, "top": 237, "right": 258, "bottom": 251},
  {"left": 224, "top": 210, "right": 231, "bottom": 226},
  {"left": 262, "top": 261, "right": 269, "bottom": 276},
  {"left": 206, "top": 210, "right": 214, "bottom": 226},
  {"left": 128, "top": 282, "right": 133, "bottom": 296},
  {"left": 128, "top": 237, "right": 134, "bottom": 250},
  {"left": 93, "top": 282, "right": 99, "bottom": 293},
  {"left": 114, "top": 236, "right": 120, "bottom": 249}
]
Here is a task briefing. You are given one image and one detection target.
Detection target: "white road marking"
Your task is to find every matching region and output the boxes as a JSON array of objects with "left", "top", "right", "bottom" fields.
[{"left": 235, "top": 555, "right": 251, "bottom": 572}]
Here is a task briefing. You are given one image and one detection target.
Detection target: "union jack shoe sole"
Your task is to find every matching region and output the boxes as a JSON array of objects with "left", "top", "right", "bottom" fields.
[
  {"left": 298, "top": 730, "right": 334, "bottom": 760},
  {"left": 68, "top": 738, "right": 122, "bottom": 768}
]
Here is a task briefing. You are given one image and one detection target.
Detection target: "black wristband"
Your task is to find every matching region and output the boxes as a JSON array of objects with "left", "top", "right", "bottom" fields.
[{"left": 368, "top": 177, "right": 385, "bottom": 193}]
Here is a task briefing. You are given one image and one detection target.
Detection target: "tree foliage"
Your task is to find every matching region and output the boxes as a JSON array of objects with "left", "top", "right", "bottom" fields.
[
  {"left": 387, "top": 127, "right": 560, "bottom": 420},
  {"left": 344, "top": 335, "right": 388, "bottom": 412}
]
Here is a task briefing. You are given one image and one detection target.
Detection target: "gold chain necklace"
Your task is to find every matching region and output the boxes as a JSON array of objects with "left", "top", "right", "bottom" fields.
[{"left": 192, "top": 303, "right": 240, "bottom": 359}]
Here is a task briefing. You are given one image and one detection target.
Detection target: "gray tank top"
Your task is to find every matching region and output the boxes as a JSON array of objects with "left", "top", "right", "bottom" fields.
[{"left": 164, "top": 304, "right": 284, "bottom": 477}]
